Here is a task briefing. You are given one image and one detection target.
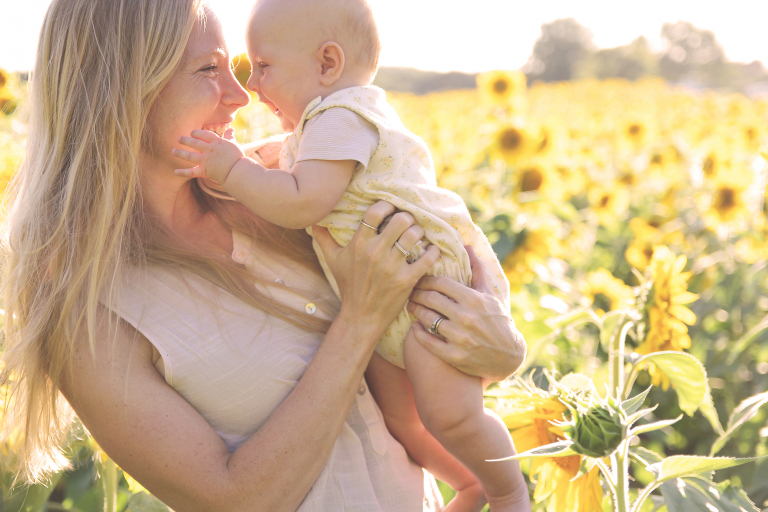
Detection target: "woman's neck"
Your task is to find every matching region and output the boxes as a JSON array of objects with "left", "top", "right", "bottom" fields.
[{"left": 140, "top": 161, "right": 233, "bottom": 255}]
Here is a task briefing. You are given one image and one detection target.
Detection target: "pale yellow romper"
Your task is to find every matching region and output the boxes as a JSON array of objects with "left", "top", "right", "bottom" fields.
[{"left": 281, "top": 85, "right": 511, "bottom": 368}]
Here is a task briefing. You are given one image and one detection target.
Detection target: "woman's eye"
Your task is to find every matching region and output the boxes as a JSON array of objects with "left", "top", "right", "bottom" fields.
[{"left": 200, "top": 65, "right": 218, "bottom": 74}]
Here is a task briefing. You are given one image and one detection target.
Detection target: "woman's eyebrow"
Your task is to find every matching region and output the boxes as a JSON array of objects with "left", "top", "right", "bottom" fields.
[{"left": 190, "top": 46, "right": 228, "bottom": 63}]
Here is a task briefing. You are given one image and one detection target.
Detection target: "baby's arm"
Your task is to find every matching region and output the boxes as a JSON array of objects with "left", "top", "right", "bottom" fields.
[
  {"left": 365, "top": 352, "right": 487, "bottom": 512},
  {"left": 173, "top": 129, "right": 354, "bottom": 229}
]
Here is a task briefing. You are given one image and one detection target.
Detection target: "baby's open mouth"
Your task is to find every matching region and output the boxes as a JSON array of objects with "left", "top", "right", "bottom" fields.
[{"left": 202, "top": 123, "right": 231, "bottom": 137}]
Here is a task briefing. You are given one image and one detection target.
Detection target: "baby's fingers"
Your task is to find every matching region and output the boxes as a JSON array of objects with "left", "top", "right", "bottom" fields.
[
  {"left": 190, "top": 129, "right": 219, "bottom": 142},
  {"left": 172, "top": 147, "right": 203, "bottom": 163},
  {"left": 174, "top": 166, "right": 206, "bottom": 178},
  {"left": 178, "top": 136, "right": 209, "bottom": 151}
]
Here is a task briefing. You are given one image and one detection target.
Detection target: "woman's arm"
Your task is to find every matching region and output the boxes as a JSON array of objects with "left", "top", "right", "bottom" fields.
[
  {"left": 407, "top": 246, "right": 527, "bottom": 385},
  {"left": 61, "top": 203, "right": 440, "bottom": 512}
]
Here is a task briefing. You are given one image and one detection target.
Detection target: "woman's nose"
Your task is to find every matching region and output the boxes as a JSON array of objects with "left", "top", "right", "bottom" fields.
[{"left": 224, "top": 73, "right": 251, "bottom": 109}]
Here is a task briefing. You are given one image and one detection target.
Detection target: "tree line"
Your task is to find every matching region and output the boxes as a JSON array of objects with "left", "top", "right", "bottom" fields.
[{"left": 373, "top": 19, "right": 768, "bottom": 96}]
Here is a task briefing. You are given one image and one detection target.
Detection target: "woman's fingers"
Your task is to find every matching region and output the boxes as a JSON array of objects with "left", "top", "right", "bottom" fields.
[
  {"left": 410, "top": 322, "right": 463, "bottom": 368},
  {"left": 378, "top": 211, "right": 416, "bottom": 247},
  {"left": 465, "top": 245, "right": 493, "bottom": 294},
  {"left": 409, "top": 287, "right": 460, "bottom": 320},
  {"left": 356, "top": 201, "right": 396, "bottom": 241},
  {"left": 396, "top": 225, "right": 424, "bottom": 254}
]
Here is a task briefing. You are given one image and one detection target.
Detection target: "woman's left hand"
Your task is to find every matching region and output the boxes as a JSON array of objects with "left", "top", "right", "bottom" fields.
[{"left": 407, "top": 246, "right": 527, "bottom": 384}]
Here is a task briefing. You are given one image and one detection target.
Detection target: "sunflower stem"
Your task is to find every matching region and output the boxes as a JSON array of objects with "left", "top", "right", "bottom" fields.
[
  {"left": 610, "top": 319, "right": 633, "bottom": 400},
  {"left": 103, "top": 457, "right": 118, "bottom": 512},
  {"left": 613, "top": 442, "right": 630, "bottom": 512}
]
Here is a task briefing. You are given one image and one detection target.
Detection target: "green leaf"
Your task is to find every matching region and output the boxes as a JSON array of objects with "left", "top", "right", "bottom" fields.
[
  {"left": 710, "top": 390, "right": 768, "bottom": 456},
  {"left": 545, "top": 308, "right": 600, "bottom": 330},
  {"left": 1, "top": 473, "right": 62, "bottom": 512},
  {"left": 647, "top": 455, "right": 765, "bottom": 483},
  {"left": 726, "top": 317, "right": 768, "bottom": 364},
  {"left": 660, "top": 477, "right": 759, "bottom": 512},
  {"left": 600, "top": 310, "right": 628, "bottom": 351},
  {"left": 489, "top": 440, "right": 577, "bottom": 461},
  {"left": 124, "top": 492, "right": 171, "bottom": 512},
  {"left": 629, "top": 415, "right": 682, "bottom": 437},
  {"left": 699, "top": 391, "right": 724, "bottom": 435},
  {"left": 634, "top": 352, "right": 715, "bottom": 422},
  {"left": 622, "top": 387, "right": 652, "bottom": 415},
  {"left": 631, "top": 446, "right": 664, "bottom": 466}
]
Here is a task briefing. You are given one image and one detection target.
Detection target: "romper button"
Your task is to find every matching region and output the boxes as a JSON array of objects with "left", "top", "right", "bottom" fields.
[
  {"left": 305, "top": 302, "right": 317, "bottom": 314},
  {"left": 358, "top": 385, "right": 366, "bottom": 395},
  {"left": 232, "top": 251, "right": 245, "bottom": 261}
]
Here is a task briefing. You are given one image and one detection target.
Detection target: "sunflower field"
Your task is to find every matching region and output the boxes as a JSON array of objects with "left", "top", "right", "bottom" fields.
[{"left": 3, "top": 63, "right": 768, "bottom": 512}]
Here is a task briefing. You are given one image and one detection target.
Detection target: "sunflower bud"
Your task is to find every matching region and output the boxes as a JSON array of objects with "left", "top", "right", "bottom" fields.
[{"left": 568, "top": 405, "right": 624, "bottom": 458}]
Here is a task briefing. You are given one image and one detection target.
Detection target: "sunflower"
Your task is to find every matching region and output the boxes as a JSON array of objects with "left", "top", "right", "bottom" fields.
[
  {"left": 491, "top": 124, "right": 531, "bottom": 165},
  {"left": 588, "top": 184, "right": 630, "bottom": 226},
  {"left": 580, "top": 269, "right": 634, "bottom": 314},
  {"left": 477, "top": 70, "right": 527, "bottom": 106},
  {"left": 636, "top": 246, "right": 698, "bottom": 390},
  {"left": 494, "top": 390, "right": 603, "bottom": 512},
  {"left": 626, "top": 240, "right": 655, "bottom": 271},
  {"left": 700, "top": 169, "right": 751, "bottom": 230},
  {"left": 625, "top": 217, "right": 684, "bottom": 270},
  {"left": 513, "top": 162, "right": 560, "bottom": 206},
  {"left": 620, "top": 118, "right": 650, "bottom": 150},
  {"left": 502, "top": 223, "right": 561, "bottom": 287}
]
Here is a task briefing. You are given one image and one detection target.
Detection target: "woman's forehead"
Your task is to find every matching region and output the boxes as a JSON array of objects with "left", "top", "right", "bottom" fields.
[{"left": 185, "top": 9, "right": 228, "bottom": 61}]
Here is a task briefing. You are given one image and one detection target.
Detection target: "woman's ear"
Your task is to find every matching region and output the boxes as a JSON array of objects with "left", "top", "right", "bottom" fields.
[{"left": 317, "top": 42, "right": 345, "bottom": 86}]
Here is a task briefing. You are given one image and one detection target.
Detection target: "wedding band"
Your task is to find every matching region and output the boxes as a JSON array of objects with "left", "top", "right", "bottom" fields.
[
  {"left": 428, "top": 316, "right": 444, "bottom": 335},
  {"left": 360, "top": 221, "right": 378, "bottom": 231},
  {"left": 394, "top": 241, "right": 410, "bottom": 257}
]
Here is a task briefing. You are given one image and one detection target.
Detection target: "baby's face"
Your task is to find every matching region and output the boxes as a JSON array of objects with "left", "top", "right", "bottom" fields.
[{"left": 245, "top": 9, "right": 324, "bottom": 132}]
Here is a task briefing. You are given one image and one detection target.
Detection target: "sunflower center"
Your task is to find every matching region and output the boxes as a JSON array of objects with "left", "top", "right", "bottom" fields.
[
  {"left": 520, "top": 168, "right": 544, "bottom": 192},
  {"left": 703, "top": 156, "right": 715, "bottom": 177},
  {"left": 643, "top": 245, "right": 654, "bottom": 261},
  {"left": 553, "top": 454, "right": 582, "bottom": 477},
  {"left": 746, "top": 128, "right": 756, "bottom": 141},
  {"left": 628, "top": 124, "right": 642, "bottom": 137},
  {"left": 493, "top": 79, "right": 509, "bottom": 95},
  {"left": 500, "top": 129, "right": 522, "bottom": 151},
  {"left": 599, "top": 194, "right": 611, "bottom": 208},
  {"left": 715, "top": 188, "right": 736, "bottom": 210}
]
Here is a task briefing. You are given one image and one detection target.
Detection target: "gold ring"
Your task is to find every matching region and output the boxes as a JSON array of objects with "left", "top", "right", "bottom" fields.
[
  {"left": 428, "top": 316, "right": 444, "bottom": 335},
  {"left": 360, "top": 221, "right": 378, "bottom": 231},
  {"left": 394, "top": 241, "right": 410, "bottom": 257}
]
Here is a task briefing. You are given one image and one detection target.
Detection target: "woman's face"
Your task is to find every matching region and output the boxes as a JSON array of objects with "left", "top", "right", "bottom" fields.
[{"left": 145, "top": 9, "right": 250, "bottom": 175}]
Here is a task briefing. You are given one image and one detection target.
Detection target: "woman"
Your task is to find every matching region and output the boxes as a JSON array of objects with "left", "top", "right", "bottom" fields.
[{"left": 1, "top": 0, "right": 528, "bottom": 510}]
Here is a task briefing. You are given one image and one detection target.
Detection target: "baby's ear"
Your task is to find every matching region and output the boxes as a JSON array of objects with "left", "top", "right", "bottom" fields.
[{"left": 318, "top": 42, "right": 345, "bottom": 85}]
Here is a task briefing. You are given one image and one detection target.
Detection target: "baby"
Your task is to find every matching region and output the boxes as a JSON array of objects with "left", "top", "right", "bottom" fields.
[{"left": 174, "top": 0, "right": 529, "bottom": 510}]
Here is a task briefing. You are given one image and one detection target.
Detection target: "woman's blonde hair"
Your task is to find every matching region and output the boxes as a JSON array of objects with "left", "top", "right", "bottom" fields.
[{"left": 1, "top": 0, "right": 330, "bottom": 482}]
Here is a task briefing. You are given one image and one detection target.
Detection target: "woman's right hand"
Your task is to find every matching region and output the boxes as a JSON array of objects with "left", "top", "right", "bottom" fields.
[{"left": 313, "top": 201, "right": 440, "bottom": 339}]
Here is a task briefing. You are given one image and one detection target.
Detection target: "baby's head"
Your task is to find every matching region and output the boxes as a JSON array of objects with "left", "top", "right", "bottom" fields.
[{"left": 246, "top": 0, "right": 380, "bottom": 132}]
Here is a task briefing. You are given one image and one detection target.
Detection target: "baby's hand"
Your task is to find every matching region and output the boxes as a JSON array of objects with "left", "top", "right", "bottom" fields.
[{"left": 173, "top": 128, "right": 245, "bottom": 184}]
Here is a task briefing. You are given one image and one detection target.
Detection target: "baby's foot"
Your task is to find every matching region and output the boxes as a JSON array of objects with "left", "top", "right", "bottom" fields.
[{"left": 444, "top": 482, "right": 486, "bottom": 512}]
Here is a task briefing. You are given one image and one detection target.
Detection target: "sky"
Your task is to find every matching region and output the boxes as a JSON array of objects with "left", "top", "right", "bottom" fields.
[{"left": 1, "top": 0, "right": 766, "bottom": 74}]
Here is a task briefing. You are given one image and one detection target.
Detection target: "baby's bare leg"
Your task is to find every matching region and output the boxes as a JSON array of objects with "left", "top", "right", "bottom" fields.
[{"left": 403, "top": 330, "right": 531, "bottom": 512}]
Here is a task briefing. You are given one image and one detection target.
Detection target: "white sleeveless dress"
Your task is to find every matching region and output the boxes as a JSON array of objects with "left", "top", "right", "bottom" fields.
[{"left": 106, "top": 230, "right": 444, "bottom": 511}]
